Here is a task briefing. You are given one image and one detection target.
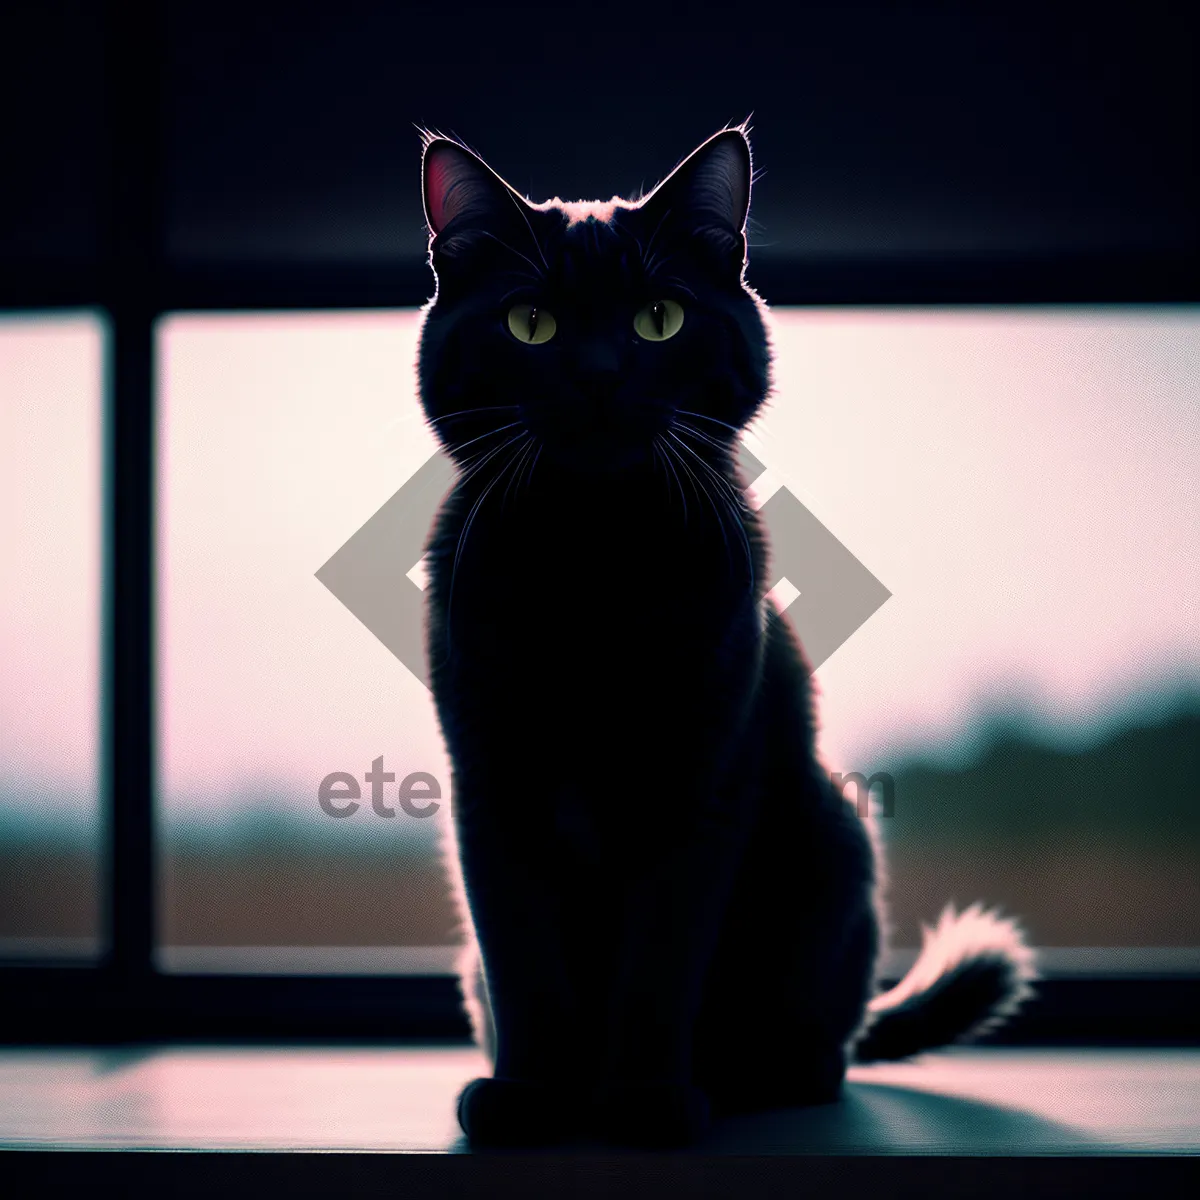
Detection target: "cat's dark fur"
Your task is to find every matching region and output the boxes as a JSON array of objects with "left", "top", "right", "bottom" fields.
[{"left": 415, "top": 126, "right": 1035, "bottom": 1148}]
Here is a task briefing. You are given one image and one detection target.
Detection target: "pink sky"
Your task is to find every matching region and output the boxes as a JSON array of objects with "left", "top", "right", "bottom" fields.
[
  {"left": 2, "top": 307, "right": 1197, "bottom": 832},
  {"left": 0, "top": 314, "right": 102, "bottom": 826}
]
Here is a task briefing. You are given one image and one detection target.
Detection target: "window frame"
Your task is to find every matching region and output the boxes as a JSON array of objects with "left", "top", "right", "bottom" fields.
[{"left": 1, "top": 0, "right": 1197, "bottom": 1046}]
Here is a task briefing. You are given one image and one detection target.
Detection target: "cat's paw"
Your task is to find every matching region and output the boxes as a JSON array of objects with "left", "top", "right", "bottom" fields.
[
  {"left": 597, "top": 1081, "right": 712, "bottom": 1148},
  {"left": 456, "top": 1077, "right": 579, "bottom": 1147}
]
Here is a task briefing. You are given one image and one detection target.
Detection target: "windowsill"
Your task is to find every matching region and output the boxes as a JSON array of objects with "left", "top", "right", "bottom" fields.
[{"left": 1, "top": 1045, "right": 1196, "bottom": 1155}]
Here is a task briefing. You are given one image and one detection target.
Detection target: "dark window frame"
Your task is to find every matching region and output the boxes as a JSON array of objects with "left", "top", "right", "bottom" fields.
[{"left": 1, "top": 0, "right": 1197, "bottom": 1046}]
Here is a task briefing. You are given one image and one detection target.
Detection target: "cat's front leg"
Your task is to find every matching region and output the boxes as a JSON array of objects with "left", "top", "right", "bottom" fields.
[
  {"left": 453, "top": 803, "right": 592, "bottom": 1146},
  {"left": 597, "top": 805, "right": 751, "bottom": 1147}
]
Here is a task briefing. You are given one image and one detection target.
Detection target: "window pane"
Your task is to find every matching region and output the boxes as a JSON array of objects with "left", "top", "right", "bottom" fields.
[
  {"left": 773, "top": 307, "right": 1200, "bottom": 954},
  {"left": 0, "top": 313, "right": 105, "bottom": 958},
  {"left": 157, "top": 313, "right": 458, "bottom": 970},
  {"left": 157, "top": 307, "right": 1199, "bottom": 971}
]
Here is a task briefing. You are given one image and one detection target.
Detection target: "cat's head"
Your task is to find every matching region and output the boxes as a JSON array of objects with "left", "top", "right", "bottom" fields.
[{"left": 416, "top": 127, "right": 771, "bottom": 476}]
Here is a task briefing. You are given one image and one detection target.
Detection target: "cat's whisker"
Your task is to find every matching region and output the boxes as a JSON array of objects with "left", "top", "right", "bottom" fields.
[
  {"left": 696, "top": 482, "right": 753, "bottom": 593},
  {"left": 667, "top": 436, "right": 730, "bottom": 526},
  {"left": 665, "top": 440, "right": 736, "bottom": 576},
  {"left": 387, "top": 403, "right": 514, "bottom": 438},
  {"left": 449, "top": 420, "right": 525, "bottom": 458},
  {"left": 446, "top": 436, "right": 531, "bottom": 652},
  {"left": 500, "top": 436, "right": 536, "bottom": 512},
  {"left": 457, "top": 429, "right": 520, "bottom": 462},
  {"left": 427, "top": 404, "right": 521, "bottom": 428},
  {"left": 674, "top": 421, "right": 732, "bottom": 454},
  {"left": 524, "top": 441, "right": 544, "bottom": 492},
  {"left": 675, "top": 409, "right": 744, "bottom": 437},
  {"left": 668, "top": 431, "right": 755, "bottom": 592},
  {"left": 655, "top": 436, "right": 682, "bottom": 517},
  {"left": 473, "top": 229, "right": 546, "bottom": 280},
  {"left": 656, "top": 434, "right": 689, "bottom": 526},
  {"left": 521, "top": 438, "right": 544, "bottom": 496},
  {"left": 665, "top": 439, "right": 704, "bottom": 508},
  {"left": 503, "top": 194, "right": 551, "bottom": 274},
  {"left": 454, "top": 431, "right": 529, "bottom": 490},
  {"left": 650, "top": 438, "right": 666, "bottom": 491},
  {"left": 669, "top": 429, "right": 752, "bottom": 515},
  {"left": 669, "top": 420, "right": 739, "bottom": 478}
]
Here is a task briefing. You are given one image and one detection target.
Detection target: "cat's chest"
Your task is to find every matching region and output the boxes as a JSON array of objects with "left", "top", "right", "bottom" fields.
[
  {"left": 429, "top": 519, "right": 754, "bottom": 738},
  {"left": 428, "top": 497, "right": 764, "bottom": 767},
  {"left": 441, "top": 505, "right": 720, "bottom": 639}
]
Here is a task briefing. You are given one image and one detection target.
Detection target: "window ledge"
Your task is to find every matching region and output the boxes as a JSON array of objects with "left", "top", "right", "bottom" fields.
[{"left": 1, "top": 1045, "right": 1196, "bottom": 1155}]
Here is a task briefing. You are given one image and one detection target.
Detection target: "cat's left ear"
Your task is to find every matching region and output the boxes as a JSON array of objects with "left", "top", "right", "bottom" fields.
[
  {"left": 639, "top": 128, "right": 753, "bottom": 272},
  {"left": 421, "top": 136, "right": 535, "bottom": 269}
]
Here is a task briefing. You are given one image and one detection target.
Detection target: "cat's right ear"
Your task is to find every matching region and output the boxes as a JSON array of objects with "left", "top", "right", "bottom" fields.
[{"left": 422, "top": 138, "right": 526, "bottom": 246}]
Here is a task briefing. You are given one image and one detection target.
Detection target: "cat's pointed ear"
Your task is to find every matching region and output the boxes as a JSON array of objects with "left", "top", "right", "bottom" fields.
[
  {"left": 664, "top": 128, "right": 753, "bottom": 234},
  {"left": 422, "top": 138, "right": 525, "bottom": 239},
  {"left": 639, "top": 128, "right": 753, "bottom": 272}
]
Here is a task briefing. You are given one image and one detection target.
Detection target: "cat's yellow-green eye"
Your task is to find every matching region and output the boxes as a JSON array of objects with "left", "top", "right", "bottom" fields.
[
  {"left": 507, "top": 304, "right": 557, "bottom": 344},
  {"left": 634, "top": 299, "right": 685, "bottom": 342}
]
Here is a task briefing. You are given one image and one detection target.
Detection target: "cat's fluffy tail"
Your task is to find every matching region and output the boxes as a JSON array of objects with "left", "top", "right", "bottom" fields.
[{"left": 851, "top": 902, "right": 1037, "bottom": 1063}]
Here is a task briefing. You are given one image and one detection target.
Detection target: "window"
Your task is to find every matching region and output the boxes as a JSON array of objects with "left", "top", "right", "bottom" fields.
[
  {"left": 157, "top": 312, "right": 457, "bottom": 972},
  {"left": 1, "top": 2, "right": 1195, "bottom": 1038},
  {"left": 776, "top": 308, "right": 1200, "bottom": 963},
  {"left": 152, "top": 306, "right": 1199, "bottom": 977},
  {"left": 0, "top": 313, "right": 106, "bottom": 960}
]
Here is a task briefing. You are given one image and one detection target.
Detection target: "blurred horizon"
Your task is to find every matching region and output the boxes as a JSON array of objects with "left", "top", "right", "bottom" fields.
[
  {"left": 3, "top": 670, "right": 1199, "bottom": 845},
  {"left": 3, "top": 689, "right": 1197, "bottom": 950}
]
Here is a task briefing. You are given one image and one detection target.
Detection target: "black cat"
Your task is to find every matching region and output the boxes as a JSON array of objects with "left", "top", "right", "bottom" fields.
[{"left": 415, "top": 125, "right": 1035, "bottom": 1148}]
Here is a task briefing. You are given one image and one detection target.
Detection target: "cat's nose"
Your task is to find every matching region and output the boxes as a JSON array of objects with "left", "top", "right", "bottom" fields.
[
  {"left": 577, "top": 346, "right": 622, "bottom": 401},
  {"left": 578, "top": 367, "right": 621, "bottom": 403}
]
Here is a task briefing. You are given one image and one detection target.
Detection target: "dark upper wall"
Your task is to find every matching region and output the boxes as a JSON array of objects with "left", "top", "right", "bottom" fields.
[{"left": 2, "top": 1, "right": 1196, "bottom": 280}]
